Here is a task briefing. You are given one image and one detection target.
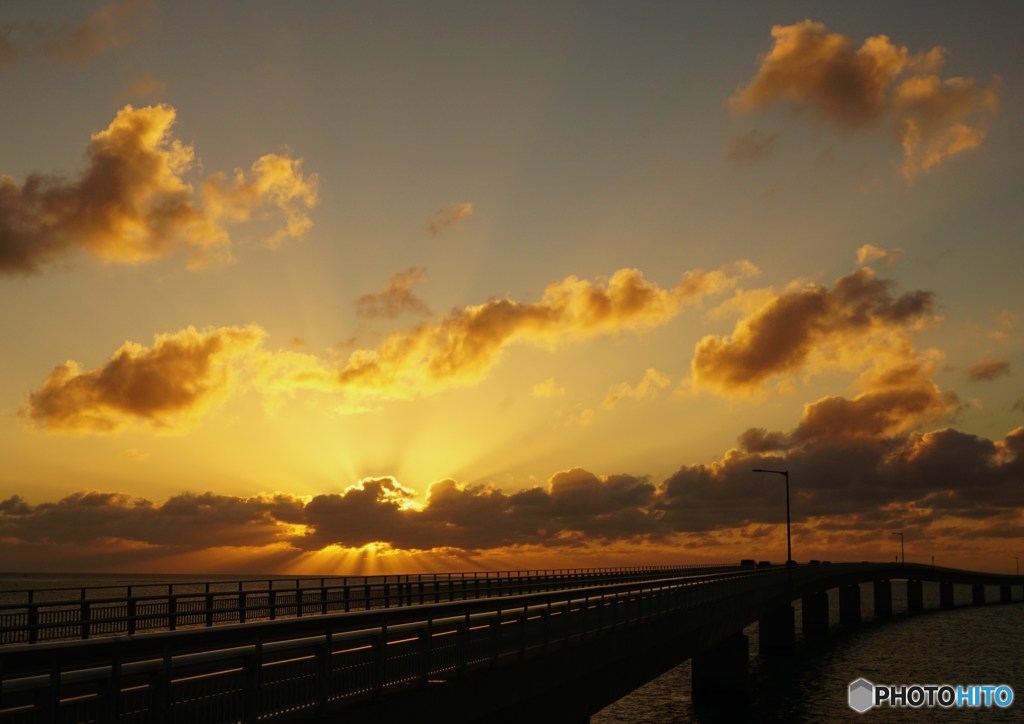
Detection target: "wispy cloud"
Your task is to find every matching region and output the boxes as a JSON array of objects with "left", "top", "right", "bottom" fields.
[
  {"left": 965, "top": 358, "right": 1010, "bottom": 382},
  {"left": 726, "top": 129, "right": 780, "bottom": 165},
  {"left": 425, "top": 201, "right": 474, "bottom": 237},
  {"left": 354, "top": 267, "right": 431, "bottom": 320},
  {"left": 0, "top": 104, "right": 318, "bottom": 273},
  {"left": 46, "top": 0, "right": 156, "bottom": 66},
  {"left": 603, "top": 368, "right": 671, "bottom": 409}
]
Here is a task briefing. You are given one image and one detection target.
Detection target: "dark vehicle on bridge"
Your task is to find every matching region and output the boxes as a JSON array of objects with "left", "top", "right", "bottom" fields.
[{"left": 740, "top": 559, "right": 756, "bottom": 567}]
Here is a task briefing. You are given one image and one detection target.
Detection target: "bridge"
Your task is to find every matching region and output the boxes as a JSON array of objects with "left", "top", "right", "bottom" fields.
[{"left": 0, "top": 563, "right": 1020, "bottom": 723}]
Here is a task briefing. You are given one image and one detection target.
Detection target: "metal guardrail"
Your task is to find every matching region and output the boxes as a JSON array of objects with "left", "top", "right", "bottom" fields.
[
  {"left": 0, "top": 564, "right": 737, "bottom": 646},
  {"left": 0, "top": 567, "right": 780, "bottom": 723}
]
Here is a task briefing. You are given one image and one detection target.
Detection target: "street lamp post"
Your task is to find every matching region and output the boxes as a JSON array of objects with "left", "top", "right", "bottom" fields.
[
  {"left": 1015, "top": 556, "right": 1019, "bottom": 577},
  {"left": 891, "top": 532, "right": 904, "bottom": 566},
  {"left": 752, "top": 468, "right": 791, "bottom": 565}
]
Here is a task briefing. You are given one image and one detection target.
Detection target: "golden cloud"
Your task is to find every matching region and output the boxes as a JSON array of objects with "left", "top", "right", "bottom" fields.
[
  {"left": 25, "top": 263, "right": 757, "bottom": 431},
  {"left": 334, "top": 263, "right": 757, "bottom": 399},
  {"left": 23, "top": 325, "right": 265, "bottom": 432},
  {"left": 426, "top": 201, "right": 474, "bottom": 237},
  {"left": 0, "top": 104, "right": 318, "bottom": 273},
  {"left": 691, "top": 268, "right": 933, "bottom": 394},
  {"left": 603, "top": 368, "right": 671, "bottom": 409},
  {"left": 733, "top": 19, "right": 999, "bottom": 177},
  {"left": 354, "top": 267, "right": 431, "bottom": 319}
]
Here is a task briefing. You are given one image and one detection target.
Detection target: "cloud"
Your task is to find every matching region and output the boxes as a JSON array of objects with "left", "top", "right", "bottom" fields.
[
  {"left": 691, "top": 267, "right": 933, "bottom": 394},
  {"left": 0, "top": 25, "right": 14, "bottom": 68},
  {"left": 0, "top": 1, "right": 154, "bottom": 70},
  {"left": 354, "top": 267, "right": 431, "bottom": 319},
  {"left": 26, "top": 262, "right": 758, "bottom": 431},
  {"left": 22, "top": 325, "right": 265, "bottom": 432},
  {"left": 332, "top": 262, "right": 757, "bottom": 399},
  {"left": 965, "top": 358, "right": 1010, "bottom": 381},
  {"left": 3, "top": 418, "right": 1021, "bottom": 562},
  {"left": 732, "top": 19, "right": 1000, "bottom": 177},
  {"left": 856, "top": 244, "right": 902, "bottom": 266},
  {"left": 0, "top": 104, "right": 318, "bottom": 274},
  {"left": 726, "top": 129, "right": 780, "bottom": 164},
  {"left": 426, "top": 201, "right": 474, "bottom": 237},
  {"left": 532, "top": 378, "right": 566, "bottom": 398},
  {"left": 118, "top": 71, "right": 166, "bottom": 101},
  {"left": 603, "top": 368, "right": 671, "bottom": 409},
  {"left": 46, "top": 0, "right": 156, "bottom": 65}
]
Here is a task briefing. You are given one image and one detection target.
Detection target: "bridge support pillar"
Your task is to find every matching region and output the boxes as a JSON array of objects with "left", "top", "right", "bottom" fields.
[
  {"left": 1000, "top": 585, "right": 1011, "bottom": 604},
  {"left": 759, "top": 605, "right": 795, "bottom": 654},
  {"left": 907, "top": 580, "right": 924, "bottom": 613},
  {"left": 692, "top": 631, "right": 748, "bottom": 704},
  {"left": 873, "top": 580, "right": 892, "bottom": 618},
  {"left": 939, "top": 582, "right": 954, "bottom": 609},
  {"left": 973, "top": 583, "right": 986, "bottom": 606},
  {"left": 801, "top": 591, "right": 829, "bottom": 636},
  {"left": 839, "top": 585, "right": 861, "bottom": 625}
]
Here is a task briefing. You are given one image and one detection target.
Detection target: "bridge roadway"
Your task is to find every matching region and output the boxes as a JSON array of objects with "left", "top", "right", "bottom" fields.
[{"left": 0, "top": 563, "right": 1020, "bottom": 723}]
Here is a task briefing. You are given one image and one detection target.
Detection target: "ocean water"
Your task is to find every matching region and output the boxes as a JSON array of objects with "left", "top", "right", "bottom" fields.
[{"left": 594, "top": 582, "right": 1024, "bottom": 723}]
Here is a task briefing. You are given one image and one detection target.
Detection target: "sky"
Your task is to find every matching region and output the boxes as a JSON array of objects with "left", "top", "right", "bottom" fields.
[{"left": 1, "top": 1, "right": 1021, "bottom": 575}]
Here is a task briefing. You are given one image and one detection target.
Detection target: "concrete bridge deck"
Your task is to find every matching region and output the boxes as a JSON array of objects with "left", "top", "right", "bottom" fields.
[{"left": 0, "top": 563, "right": 1020, "bottom": 723}]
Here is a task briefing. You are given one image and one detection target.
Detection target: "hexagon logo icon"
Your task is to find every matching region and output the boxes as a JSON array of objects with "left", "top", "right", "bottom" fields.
[{"left": 849, "top": 678, "right": 875, "bottom": 713}]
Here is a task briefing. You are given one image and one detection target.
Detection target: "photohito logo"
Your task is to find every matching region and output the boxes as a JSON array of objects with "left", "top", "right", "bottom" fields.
[{"left": 848, "top": 678, "right": 1014, "bottom": 713}]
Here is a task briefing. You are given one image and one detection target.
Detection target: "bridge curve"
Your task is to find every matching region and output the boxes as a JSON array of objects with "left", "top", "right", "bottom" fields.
[{"left": 0, "top": 563, "right": 1020, "bottom": 723}]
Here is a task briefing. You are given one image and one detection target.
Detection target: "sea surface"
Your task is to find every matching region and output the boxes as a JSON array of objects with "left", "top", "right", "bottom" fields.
[
  {"left": 1, "top": 575, "right": 1021, "bottom": 722},
  {"left": 594, "top": 582, "right": 1024, "bottom": 723}
]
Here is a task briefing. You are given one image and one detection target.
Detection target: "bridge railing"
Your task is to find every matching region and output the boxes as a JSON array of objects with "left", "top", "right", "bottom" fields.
[
  {"left": 0, "top": 564, "right": 739, "bottom": 646},
  {"left": 0, "top": 566, "right": 783, "bottom": 723}
]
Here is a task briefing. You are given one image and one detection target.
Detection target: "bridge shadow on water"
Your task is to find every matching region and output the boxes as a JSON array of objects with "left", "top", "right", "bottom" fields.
[{"left": 595, "top": 596, "right": 1024, "bottom": 723}]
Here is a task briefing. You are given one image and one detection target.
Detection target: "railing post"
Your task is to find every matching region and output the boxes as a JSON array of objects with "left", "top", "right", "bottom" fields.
[
  {"left": 269, "top": 589, "right": 277, "bottom": 620},
  {"left": 418, "top": 622, "right": 432, "bottom": 684},
  {"left": 372, "top": 627, "right": 387, "bottom": 697},
  {"left": 239, "top": 591, "right": 247, "bottom": 623},
  {"left": 127, "top": 598, "right": 137, "bottom": 635},
  {"left": 243, "top": 643, "right": 261, "bottom": 723},
  {"left": 296, "top": 586, "right": 304, "bottom": 618},
  {"left": 321, "top": 586, "right": 328, "bottom": 615},
  {"left": 27, "top": 602, "right": 39, "bottom": 644},
  {"left": 205, "top": 592, "right": 214, "bottom": 626},
  {"left": 80, "top": 599, "right": 91, "bottom": 639},
  {"left": 344, "top": 585, "right": 351, "bottom": 613},
  {"left": 316, "top": 633, "right": 332, "bottom": 711},
  {"left": 168, "top": 595, "right": 177, "bottom": 631}
]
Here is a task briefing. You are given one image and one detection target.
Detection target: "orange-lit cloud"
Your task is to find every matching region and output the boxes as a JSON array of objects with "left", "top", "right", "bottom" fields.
[
  {"left": 965, "top": 357, "right": 1010, "bottom": 381},
  {"left": 733, "top": 20, "right": 999, "bottom": 177},
  {"left": 0, "top": 104, "right": 318, "bottom": 273},
  {"left": 426, "top": 201, "right": 474, "bottom": 237},
  {"left": 119, "top": 71, "right": 167, "bottom": 101},
  {"left": 332, "top": 262, "right": 757, "bottom": 399},
  {"left": 603, "top": 368, "right": 671, "bottom": 408},
  {"left": 856, "top": 243, "right": 902, "bottom": 266},
  {"left": 0, "top": 25, "right": 14, "bottom": 68},
  {"left": 532, "top": 378, "right": 566, "bottom": 398},
  {"left": 23, "top": 325, "right": 264, "bottom": 432},
  {"left": 0, "top": 1, "right": 155, "bottom": 69},
  {"left": 354, "top": 267, "right": 431, "bottom": 319},
  {"left": 46, "top": 0, "right": 156, "bottom": 66},
  {"left": 2, "top": 418, "right": 1021, "bottom": 568},
  {"left": 691, "top": 268, "right": 933, "bottom": 394}
]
